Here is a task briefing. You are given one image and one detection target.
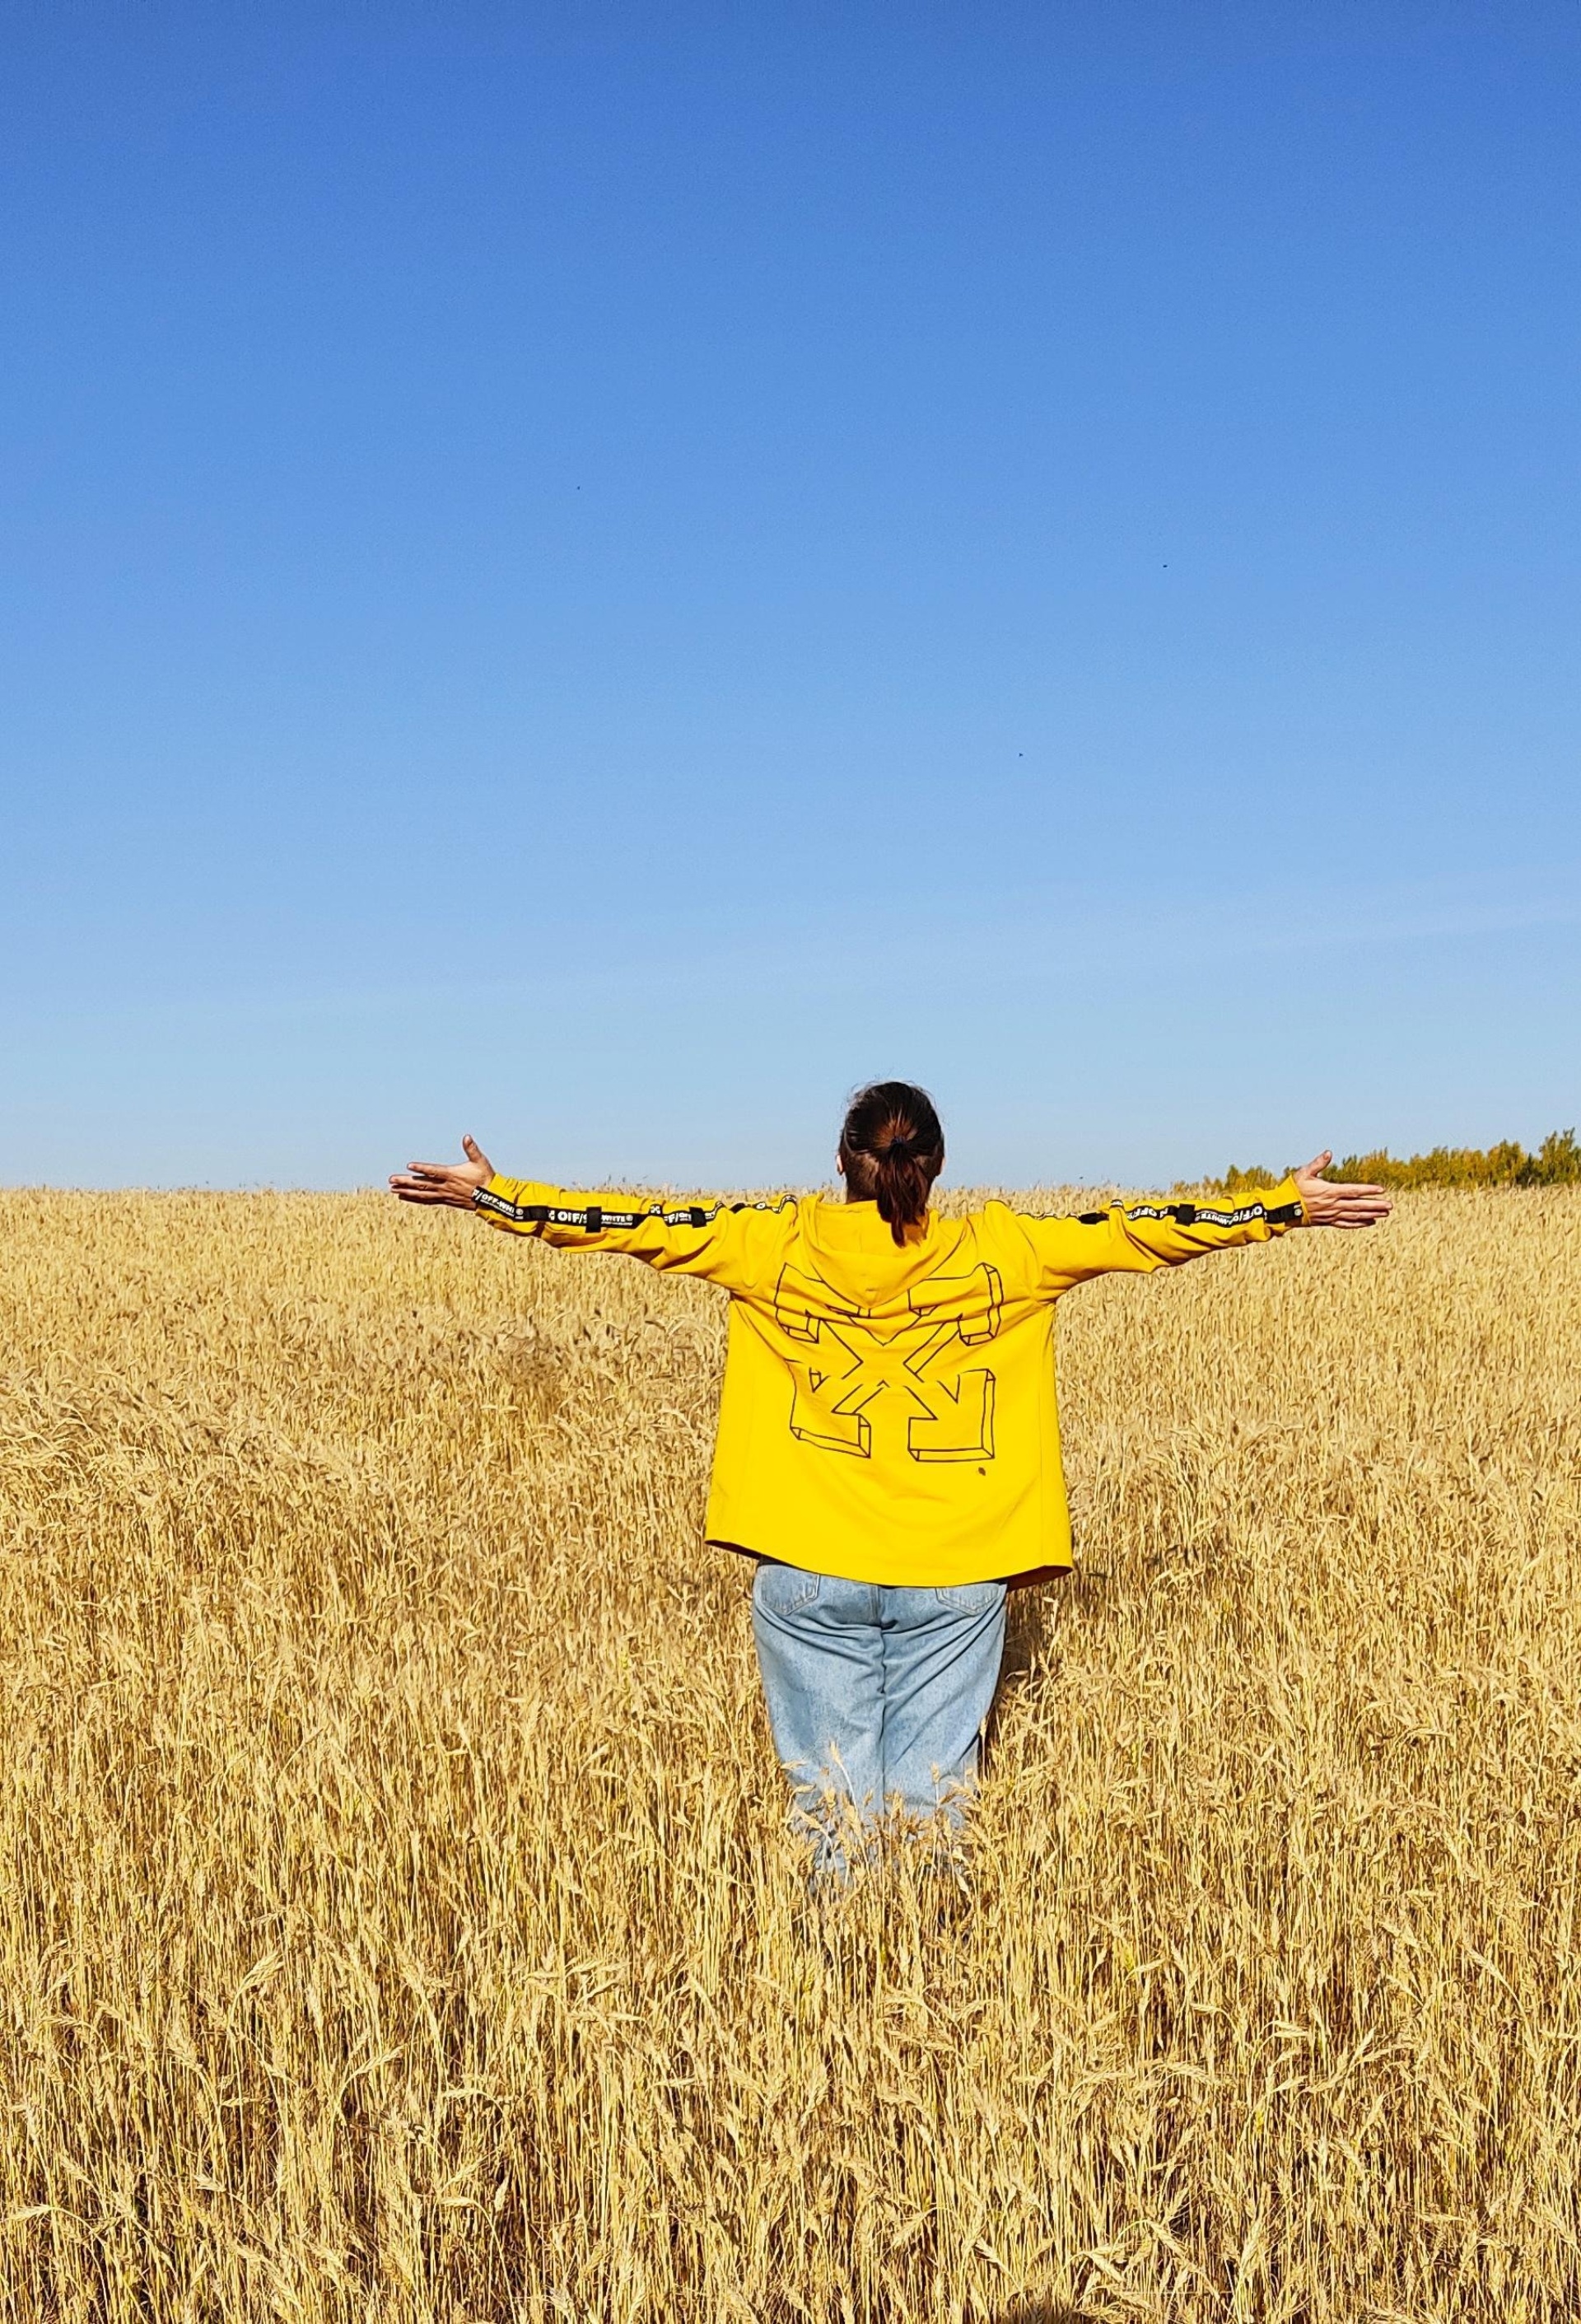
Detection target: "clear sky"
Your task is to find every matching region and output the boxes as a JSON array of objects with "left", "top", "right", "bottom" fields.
[{"left": 2, "top": 2, "right": 1576, "bottom": 1192}]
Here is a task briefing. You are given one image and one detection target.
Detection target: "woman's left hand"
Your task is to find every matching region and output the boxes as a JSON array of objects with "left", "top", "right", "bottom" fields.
[{"left": 390, "top": 1134, "right": 496, "bottom": 1208}]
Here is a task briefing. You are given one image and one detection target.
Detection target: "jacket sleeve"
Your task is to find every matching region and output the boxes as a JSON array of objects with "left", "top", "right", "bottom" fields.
[
  {"left": 471, "top": 1175, "right": 790, "bottom": 1297},
  {"left": 1011, "top": 1178, "right": 1305, "bottom": 1298}
]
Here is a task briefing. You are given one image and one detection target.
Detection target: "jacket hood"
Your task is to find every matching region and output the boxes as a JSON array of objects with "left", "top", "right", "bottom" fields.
[{"left": 796, "top": 1195, "right": 959, "bottom": 1309}]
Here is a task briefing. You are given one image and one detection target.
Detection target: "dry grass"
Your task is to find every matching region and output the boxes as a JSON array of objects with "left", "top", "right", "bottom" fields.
[{"left": 0, "top": 1185, "right": 1579, "bottom": 2322}]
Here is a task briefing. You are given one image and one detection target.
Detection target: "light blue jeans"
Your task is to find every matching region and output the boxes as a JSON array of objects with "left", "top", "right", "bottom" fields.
[{"left": 750, "top": 1560, "right": 1009, "bottom": 1878}]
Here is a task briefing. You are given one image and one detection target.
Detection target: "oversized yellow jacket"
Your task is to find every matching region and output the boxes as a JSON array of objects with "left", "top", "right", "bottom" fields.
[{"left": 474, "top": 1174, "right": 1304, "bottom": 1587}]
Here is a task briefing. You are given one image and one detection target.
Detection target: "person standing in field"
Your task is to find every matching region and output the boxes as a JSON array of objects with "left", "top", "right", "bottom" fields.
[{"left": 391, "top": 1085, "right": 1389, "bottom": 1878}]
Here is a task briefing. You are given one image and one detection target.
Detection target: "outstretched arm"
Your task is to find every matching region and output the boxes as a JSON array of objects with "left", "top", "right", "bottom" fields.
[
  {"left": 1016, "top": 1150, "right": 1391, "bottom": 1295},
  {"left": 390, "top": 1136, "right": 788, "bottom": 1295}
]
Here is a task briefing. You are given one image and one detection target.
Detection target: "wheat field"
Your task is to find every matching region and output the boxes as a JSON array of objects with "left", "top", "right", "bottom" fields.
[{"left": 0, "top": 1185, "right": 1578, "bottom": 2322}]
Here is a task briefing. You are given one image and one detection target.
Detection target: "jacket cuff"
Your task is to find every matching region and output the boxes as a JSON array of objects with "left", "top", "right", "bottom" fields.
[{"left": 1266, "top": 1174, "right": 1304, "bottom": 1228}]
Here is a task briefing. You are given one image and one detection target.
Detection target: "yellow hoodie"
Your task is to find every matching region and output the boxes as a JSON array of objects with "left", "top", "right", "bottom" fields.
[{"left": 474, "top": 1174, "right": 1304, "bottom": 1587}]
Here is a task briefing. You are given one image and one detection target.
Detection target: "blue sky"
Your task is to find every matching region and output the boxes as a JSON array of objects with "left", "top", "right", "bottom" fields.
[{"left": 2, "top": 2, "right": 1576, "bottom": 1191}]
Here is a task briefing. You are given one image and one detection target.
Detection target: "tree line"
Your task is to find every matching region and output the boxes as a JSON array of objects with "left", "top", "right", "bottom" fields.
[{"left": 1206, "top": 1129, "right": 1581, "bottom": 1195}]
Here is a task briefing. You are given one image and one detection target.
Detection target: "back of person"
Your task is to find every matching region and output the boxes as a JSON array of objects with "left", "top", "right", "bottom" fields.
[
  {"left": 393, "top": 1079, "right": 1387, "bottom": 1884},
  {"left": 712, "top": 1190, "right": 1057, "bottom": 1589}
]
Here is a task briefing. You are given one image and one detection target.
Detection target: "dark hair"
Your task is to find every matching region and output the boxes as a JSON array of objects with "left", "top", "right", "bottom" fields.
[{"left": 838, "top": 1080, "right": 944, "bottom": 1246}]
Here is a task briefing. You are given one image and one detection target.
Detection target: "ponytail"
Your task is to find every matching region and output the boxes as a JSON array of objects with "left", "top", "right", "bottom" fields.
[{"left": 838, "top": 1081, "right": 944, "bottom": 1245}]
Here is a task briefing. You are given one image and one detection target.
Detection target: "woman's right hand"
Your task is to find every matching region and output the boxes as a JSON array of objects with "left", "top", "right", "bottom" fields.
[
  {"left": 389, "top": 1134, "right": 496, "bottom": 1208},
  {"left": 1292, "top": 1151, "right": 1392, "bottom": 1228}
]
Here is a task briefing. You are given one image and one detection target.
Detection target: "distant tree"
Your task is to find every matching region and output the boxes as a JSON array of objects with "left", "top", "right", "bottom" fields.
[{"left": 1523, "top": 1127, "right": 1581, "bottom": 1184}]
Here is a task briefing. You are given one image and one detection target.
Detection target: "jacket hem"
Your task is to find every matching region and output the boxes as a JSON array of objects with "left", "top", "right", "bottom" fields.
[{"left": 704, "top": 1532, "right": 1071, "bottom": 1590}]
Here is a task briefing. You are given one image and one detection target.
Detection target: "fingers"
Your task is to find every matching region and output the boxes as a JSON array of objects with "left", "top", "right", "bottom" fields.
[
  {"left": 1295, "top": 1160, "right": 1393, "bottom": 1227},
  {"left": 389, "top": 1132, "right": 492, "bottom": 1208},
  {"left": 1309, "top": 1188, "right": 1393, "bottom": 1228},
  {"left": 389, "top": 1170, "right": 471, "bottom": 1205}
]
